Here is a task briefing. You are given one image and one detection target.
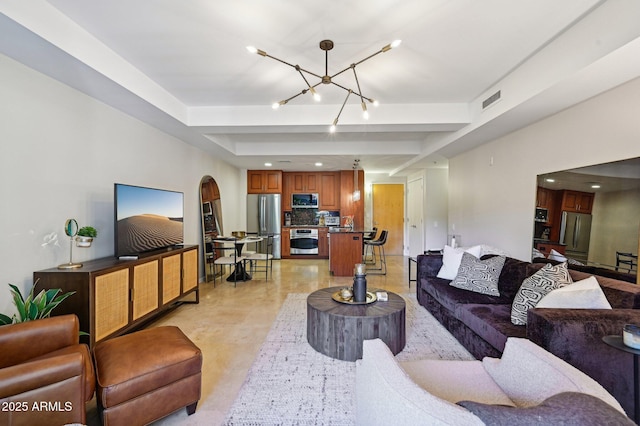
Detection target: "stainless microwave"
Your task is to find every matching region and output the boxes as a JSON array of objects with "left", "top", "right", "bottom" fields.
[
  {"left": 292, "top": 193, "right": 319, "bottom": 208},
  {"left": 534, "top": 207, "right": 549, "bottom": 222}
]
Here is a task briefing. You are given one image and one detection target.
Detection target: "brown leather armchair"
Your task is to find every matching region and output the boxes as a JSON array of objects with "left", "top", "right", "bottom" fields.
[{"left": 0, "top": 314, "right": 95, "bottom": 426}]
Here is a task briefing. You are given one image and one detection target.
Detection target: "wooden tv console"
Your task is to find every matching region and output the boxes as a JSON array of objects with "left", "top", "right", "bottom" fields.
[{"left": 34, "top": 245, "right": 199, "bottom": 348}]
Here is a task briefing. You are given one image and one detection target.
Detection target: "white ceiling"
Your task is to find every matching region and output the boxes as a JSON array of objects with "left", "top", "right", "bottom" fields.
[{"left": 2, "top": 1, "right": 640, "bottom": 174}]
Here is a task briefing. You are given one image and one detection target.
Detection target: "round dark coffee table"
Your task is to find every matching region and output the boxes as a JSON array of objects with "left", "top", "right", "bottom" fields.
[{"left": 306, "top": 286, "right": 406, "bottom": 361}]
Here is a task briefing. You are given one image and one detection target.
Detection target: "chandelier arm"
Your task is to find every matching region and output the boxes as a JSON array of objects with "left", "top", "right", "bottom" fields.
[
  {"left": 332, "top": 89, "right": 352, "bottom": 128},
  {"left": 353, "top": 49, "right": 385, "bottom": 67},
  {"left": 297, "top": 70, "right": 324, "bottom": 90},
  {"left": 263, "top": 53, "right": 323, "bottom": 80},
  {"left": 330, "top": 64, "right": 352, "bottom": 80},
  {"left": 328, "top": 80, "right": 371, "bottom": 102},
  {"left": 282, "top": 90, "right": 308, "bottom": 104},
  {"left": 263, "top": 53, "right": 299, "bottom": 70},
  {"left": 297, "top": 67, "right": 324, "bottom": 81},
  {"left": 351, "top": 66, "right": 365, "bottom": 104},
  {"left": 278, "top": 82, "right": 323, "bottom": 106}
]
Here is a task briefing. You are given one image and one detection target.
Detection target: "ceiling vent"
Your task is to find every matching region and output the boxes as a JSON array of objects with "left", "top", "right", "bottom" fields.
[{"left": 482, "top": 90, "right": 501, "bottom": 110}]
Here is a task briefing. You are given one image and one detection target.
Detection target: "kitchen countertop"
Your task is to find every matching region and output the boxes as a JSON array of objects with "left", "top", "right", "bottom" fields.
[
  {"left": 284, "top": 225, "right": 329, "bottom": 228},
  {"left": 533, "top": 238, "right": 566, "bottom": 245},
  {"left": 328, "top": 227, "right": 366, "bottom": 233}
]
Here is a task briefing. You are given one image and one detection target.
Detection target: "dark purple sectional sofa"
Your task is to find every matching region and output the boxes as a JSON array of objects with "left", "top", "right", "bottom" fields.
[{"left": 416, "top": 253, "right": 640, "bottom": 417}]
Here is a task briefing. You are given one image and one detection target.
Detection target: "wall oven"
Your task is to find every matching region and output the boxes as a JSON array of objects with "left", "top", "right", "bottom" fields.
[{"left": 290, "top": 228, "right": 319, "bottom": 255}]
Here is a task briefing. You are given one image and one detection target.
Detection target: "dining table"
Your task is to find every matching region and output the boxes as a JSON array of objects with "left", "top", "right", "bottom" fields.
[{"left": 212, "top": 236, "right": 263, "bottom": 282}]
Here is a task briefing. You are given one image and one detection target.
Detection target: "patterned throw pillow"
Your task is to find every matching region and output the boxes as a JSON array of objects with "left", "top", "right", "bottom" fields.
[
  {"left": 450, "top": 252, "right": 506, "bottom": 296},
  {"left": 511, "top": 262, "right": 573, "bottom": 325}
]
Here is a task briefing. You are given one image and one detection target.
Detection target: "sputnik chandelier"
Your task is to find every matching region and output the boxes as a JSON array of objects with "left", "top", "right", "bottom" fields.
[{"left": 246, "top": 39, "right": 401, "bottom": 133}]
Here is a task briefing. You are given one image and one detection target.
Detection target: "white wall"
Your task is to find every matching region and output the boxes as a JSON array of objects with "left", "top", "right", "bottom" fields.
[
  {"left": 0, "top": 54, "right": 243, "bottom": 315},
  {"left": 590, "top": 188, "right": 640, "bottom": 267},
  {"left": 448, "top": 77, "right": 640, "bottom": 261},
  {"left": 407, "top": 168, "right": 449, "bottom": 252}
]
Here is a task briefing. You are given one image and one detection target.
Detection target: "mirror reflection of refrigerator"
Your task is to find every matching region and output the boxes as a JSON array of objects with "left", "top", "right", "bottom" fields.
[
  {"left": 559, "top": 211, "right": 592, "bottom": 264},
  {"left": 246, "top": 194, "right": 281, "bottom": 259}
]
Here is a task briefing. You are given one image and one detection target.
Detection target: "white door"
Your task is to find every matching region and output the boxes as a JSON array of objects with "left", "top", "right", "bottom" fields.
[{"left": 407, "top": 178, "right": 424, "bottom": 257}]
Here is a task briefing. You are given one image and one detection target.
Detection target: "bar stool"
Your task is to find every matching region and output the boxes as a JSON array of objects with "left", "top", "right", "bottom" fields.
[
  {"left": 366, "top": 230, "right": 388, "bottom": 275},
  {"left": 362, "top": 227, "right": 378, "bottom": 263}
]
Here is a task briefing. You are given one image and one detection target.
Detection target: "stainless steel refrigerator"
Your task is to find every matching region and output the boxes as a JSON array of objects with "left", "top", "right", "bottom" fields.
[
  {"left": 247, "top": 194, "right": 282, "bottom": 259},
  {"left": 559, "top": 211, "right": 592, "bottom": 263}
]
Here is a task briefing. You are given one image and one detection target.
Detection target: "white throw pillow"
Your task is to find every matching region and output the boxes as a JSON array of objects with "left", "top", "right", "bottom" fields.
[
  {"left": 436, "top": 245, "right": 483, "bottom": 280},
  {"left": 482, "top": 338, "right": 624, "bottom": 413},
  {"left": 536, "top": 276, "right": 612, "bottom": 309},
  {"left": 548, "top": 249, "right": 567, "bottom": 262}
]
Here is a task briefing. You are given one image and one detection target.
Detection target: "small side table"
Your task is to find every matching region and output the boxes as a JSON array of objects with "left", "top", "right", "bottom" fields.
[
  {"left": 602, "top": 335, "right": 639, "bottom": 423},
  {"left": 408, "top": 256, "right": 417, "bottom": 288}
]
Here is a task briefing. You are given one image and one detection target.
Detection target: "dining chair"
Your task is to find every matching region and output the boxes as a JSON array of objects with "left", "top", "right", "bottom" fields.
[
  {"left": 245, "top": 234, "right": 275, "bottom": 280},
  {"left": 616, "top": 251, "right": 638, "bottom": 273},
  {"left": 212, "top": 241, "right": 246, "bottom": 287},
  {"left": 366, "top": 230, "right": 388, "bottom": 275}
]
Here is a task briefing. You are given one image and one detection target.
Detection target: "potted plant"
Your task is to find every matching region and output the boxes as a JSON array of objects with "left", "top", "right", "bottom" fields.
[
  {"left": 0, "top": 282, "right": 76, "bottom": 325},
  {"left": 76, "top": 226, "right": 97, "bottom": 247}
]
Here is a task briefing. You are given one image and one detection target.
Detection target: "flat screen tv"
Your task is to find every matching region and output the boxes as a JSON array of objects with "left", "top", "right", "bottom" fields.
[{"left": 114, "top": 183, "right": 184, "bottom": 258}]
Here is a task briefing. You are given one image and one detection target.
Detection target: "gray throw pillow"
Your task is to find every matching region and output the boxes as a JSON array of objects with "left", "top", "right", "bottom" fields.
[
  {"left": 510, "top": 262, "right": 572, "bottom": 325},
  {"left": 458, "top": 392, "right": 634, "bottom": 426},
  {"left": 450, "top": 252, "right": 505, "bottom": 297}
]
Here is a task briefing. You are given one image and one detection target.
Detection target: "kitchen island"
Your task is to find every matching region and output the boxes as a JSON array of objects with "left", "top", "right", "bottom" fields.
[{"left": 329, "top": 228, "right": 364, "bottom": 276}]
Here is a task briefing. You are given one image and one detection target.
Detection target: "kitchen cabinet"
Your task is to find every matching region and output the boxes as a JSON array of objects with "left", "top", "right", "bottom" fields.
[
  {"left": 561, "top": 190, "right": 594, "bottom": 213},
  {"left": 319, "top": 172, "right": 340, "bottom": 210},
  {"left": 340, "top": 170, "right": 365, "bottom": 229},
  {"left": 318, "top": 228, "right": 329, "bottom": 258},
  {"left": 201, "top": 178, "right": 220, "bottom": 200},
  {"left": 536, "top": 187, "right": 552, "bottom": 208},
  {"left": 33, "top": 245, "right": 199, "bottom": 348},
  {"left": 535, "top": 186, "right": 560, "bottom": 228},
  {"left": 247, "top": 170, "right": 282, "bottom": 194},
  {"left": 281, "top": 228, "right": 291, "bottom": 259},
  {"left": 282, "top": 175, "right": 293, "bottom": 210},
  {"left": 289, "top": 172, "right": 318, "bottom": 192},
  {"left": 329, "top": 231, "right": 363, "bottom": 276}
]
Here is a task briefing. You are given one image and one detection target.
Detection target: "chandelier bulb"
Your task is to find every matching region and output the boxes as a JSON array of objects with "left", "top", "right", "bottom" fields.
[
  {"left": 329, "top": 125, "right": 337, "bottom": 133},
  {"left": 361, "top": 102, "right": 369, "bottom": 120},
  {"left": 372, "top": 99, "right": 379, "bottom": 107},
  {"left": 382, "top": 39, "right": 402, "bottom": 53},
  {"left": 309, "top": 87, "right": 321, "bottom": 102},
  {"left": 246, "top": 46, "right": 257, "bottom": 54},
  {"left": 272, "top": 102, "right": 280, "bottom": 110}
]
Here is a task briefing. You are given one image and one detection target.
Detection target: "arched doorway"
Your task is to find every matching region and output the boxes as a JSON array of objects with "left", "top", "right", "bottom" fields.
[{"left": 200, "top": 176, "right": 223, "bottom": 282}]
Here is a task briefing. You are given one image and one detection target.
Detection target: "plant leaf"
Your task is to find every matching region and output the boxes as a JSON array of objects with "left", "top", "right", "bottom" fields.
[
  {"left": 32, "top": 290, "right": 48, "bottom": 318},
  {"left": 27, "top": 303, "right": 39, "bottom": 321},
  {"left": 40, "top": 291, "right": 75, "bottom": 318},
  {"left": 0, "top": 313, "right": 13, "bottom": 325},
  {"left": 44, "top": 288, "right": 61, "bottom": 304},
  {"left": 9, "top": 284, "right": 27, "bottom": 322}
]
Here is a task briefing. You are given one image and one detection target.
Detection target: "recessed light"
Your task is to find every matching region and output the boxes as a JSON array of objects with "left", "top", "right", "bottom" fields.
[
  {"left": 315, "top": 162, "right": 323, "bottom": 167},
  {"left": 591, "top": 184, "right": 601, "bottom": 189},
  {"left": 544, "top": 178, "right": 555, "bottom": 183},
  {"left": 264, "top": 162, "right": 272, "bottom": 167}
]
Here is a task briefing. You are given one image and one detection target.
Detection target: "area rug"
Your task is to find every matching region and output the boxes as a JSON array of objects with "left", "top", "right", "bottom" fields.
[{"left": 223, "top": 292, "right": 473, "bottom": 425}]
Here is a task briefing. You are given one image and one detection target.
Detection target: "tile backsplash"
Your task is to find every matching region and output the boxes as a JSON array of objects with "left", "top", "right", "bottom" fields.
[
  {"left": 291, "top": 209, "right": 318, "bottom": 225},
  {"left": 290, "top": 209, "right": 340, "bottom": 226}
]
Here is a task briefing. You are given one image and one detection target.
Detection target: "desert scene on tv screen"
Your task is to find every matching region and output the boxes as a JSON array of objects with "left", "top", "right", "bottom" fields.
[{"left": 116, "top": 186, "right": 183, "bottom": 255}]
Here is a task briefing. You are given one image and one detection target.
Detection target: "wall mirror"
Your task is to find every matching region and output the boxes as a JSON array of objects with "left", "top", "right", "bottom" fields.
[
  {"left": 200, "top": 176, "right": 223, "bottom": 282},
  {"left": 533, "top": 157, "right": 640, "bottom": 274}
]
